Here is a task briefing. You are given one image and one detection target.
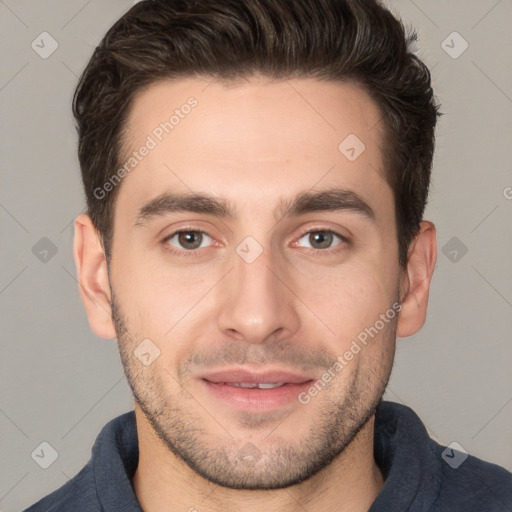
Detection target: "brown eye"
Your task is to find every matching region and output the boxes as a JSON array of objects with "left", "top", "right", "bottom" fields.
[
  {"left": 309, "top": 231, "right": 334, "bottom": 249},
  {"left": 165, "top": 230, "right": 212, "bottom": 251},
  {"left": 296, "top": 229, "right": 345, "bottom": 250}
]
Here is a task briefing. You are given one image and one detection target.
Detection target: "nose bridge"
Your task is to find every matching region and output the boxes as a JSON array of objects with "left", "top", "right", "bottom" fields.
[{"left": 216, "top": 241, "right": 300, "bottom": 343}]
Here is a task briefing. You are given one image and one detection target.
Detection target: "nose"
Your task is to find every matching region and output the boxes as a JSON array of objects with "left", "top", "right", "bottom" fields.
[{"left": 216, "top": 244, "right": 301, "bottom": 344}]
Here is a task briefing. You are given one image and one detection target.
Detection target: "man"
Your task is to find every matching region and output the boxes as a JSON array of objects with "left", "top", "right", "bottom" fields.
[{"left": 25, "top": 0, "right": 512, "bottom": 510}]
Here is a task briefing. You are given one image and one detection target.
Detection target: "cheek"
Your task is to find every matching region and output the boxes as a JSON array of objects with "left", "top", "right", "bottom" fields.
[
  {"left": 113, "top": 234, "right": 234, "bottom": 375},
  {"left": 294, "top": 259, "right": 398, "bottom": 342},
  {"left": 111, "top": 251, "right": 219, "bottom": 349}
]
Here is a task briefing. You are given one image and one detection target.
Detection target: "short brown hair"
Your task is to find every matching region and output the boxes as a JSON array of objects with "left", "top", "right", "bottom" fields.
[{"left": 73, "top": 0, "right": 441, "bottom": 268}]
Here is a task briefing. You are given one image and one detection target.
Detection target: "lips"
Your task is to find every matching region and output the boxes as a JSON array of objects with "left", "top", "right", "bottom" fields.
[
  {"left": 200, "top": 368, "right": 314, "bottom": 386},
  {"left": 224, "top": 382, "right": 285, "bottom": 389},
  {"left": 198, "top": 367, "right": 315, "bottom": 412}
]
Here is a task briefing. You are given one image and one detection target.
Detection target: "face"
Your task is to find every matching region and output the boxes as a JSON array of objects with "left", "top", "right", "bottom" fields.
[{"left": 107, "top": 77, "right": 403, "bottom": 489}]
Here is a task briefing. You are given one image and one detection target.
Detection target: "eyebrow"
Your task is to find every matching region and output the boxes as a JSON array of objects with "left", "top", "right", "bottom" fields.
[{"left": 133, "top": 187, "right": 376, "bottom": 227}]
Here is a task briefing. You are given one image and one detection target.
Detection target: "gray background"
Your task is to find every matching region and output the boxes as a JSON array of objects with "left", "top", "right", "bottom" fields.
[{"left": 1, "top": 0, "right": 511, "bottom": 511}]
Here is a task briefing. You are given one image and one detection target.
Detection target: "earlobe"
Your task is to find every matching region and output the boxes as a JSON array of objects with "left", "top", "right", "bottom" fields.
[
  {"left": 73, "top": 213, "right": 117, "bottom": 339},
  {"left": 396, "top": 221, "right": 437, "bottom": 338}
]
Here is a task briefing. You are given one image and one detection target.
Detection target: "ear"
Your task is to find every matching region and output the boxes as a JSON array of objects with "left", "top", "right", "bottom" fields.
[
  {"left": 396, "top": 220, "right": 437, "bottom": 338},
  {"left": 73, "top": 213, "right": 116, "bottom": 339}
]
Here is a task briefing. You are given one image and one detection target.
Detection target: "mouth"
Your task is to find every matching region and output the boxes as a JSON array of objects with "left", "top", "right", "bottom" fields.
[
  {"left": 199, "top": 367, "right": 315, "bottom": 412},
  {"left": 216, "top": 382, "right": 288, "bottom": 389}
]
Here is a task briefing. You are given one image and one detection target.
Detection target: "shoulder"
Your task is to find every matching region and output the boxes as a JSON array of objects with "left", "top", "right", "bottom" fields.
[
  {"left": 374, "top": 401, "right": 512, "bottom": 511},
  {"left": 432, "top": 442, "right": 512, "bottom": 511},
  {"left": 23, "top": 462, "right": 100, "bottom": 511},
  {"left": 23, "top": 411, "right": 138, "bottom": 512}
]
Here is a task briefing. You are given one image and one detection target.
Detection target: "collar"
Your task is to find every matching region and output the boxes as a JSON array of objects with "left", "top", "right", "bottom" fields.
[{"left": 90, "top": 400, "right": 441, "bottom": 511}]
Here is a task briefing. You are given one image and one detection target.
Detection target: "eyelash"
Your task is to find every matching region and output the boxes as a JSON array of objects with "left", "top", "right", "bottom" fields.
[{"left": 161, "top": 227, "right": 349, "bottom": 258}]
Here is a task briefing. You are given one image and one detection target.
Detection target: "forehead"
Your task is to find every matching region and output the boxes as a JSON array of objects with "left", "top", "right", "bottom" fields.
[{"left": 116, "top": 76, "right": 391, "bottom": 224}]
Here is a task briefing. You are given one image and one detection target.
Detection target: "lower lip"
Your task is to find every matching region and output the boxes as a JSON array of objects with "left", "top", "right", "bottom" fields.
[{"left": 201, "top": 379, "right": 314, "bottom": 412}]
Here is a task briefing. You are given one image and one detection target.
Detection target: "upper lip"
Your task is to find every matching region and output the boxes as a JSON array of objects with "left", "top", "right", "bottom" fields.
[{"left": 201, "top": 367, "right": 314, "bottom": 384}]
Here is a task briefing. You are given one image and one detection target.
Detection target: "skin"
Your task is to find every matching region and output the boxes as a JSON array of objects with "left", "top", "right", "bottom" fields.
[{"left": 73, "top": 76, "right": 437, "bottom": 512}]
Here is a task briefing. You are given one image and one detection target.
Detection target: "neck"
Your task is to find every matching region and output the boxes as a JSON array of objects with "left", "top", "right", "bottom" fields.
[{"left": 132, "top": 407, "right": 384, "bottom": 512}]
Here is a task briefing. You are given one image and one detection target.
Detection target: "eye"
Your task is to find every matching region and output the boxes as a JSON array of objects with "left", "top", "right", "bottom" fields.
[
  {"left": 163, "top": 229, "right": 213, "bottom": 251},
  {"left": 295, "top": 229, "right": 347, "bottom": 250}
]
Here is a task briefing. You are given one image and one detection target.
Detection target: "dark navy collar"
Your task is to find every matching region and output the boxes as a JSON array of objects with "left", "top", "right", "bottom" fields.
[
  {"left": 88, "top": 401, "right": 509, "bottom": 511},
  {"left": 92, "top": 408, "right": 142, "bottom": 511}
]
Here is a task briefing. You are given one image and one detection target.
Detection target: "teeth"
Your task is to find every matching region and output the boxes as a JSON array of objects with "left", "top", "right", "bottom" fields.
[{"left": 227, "top": 382, "right": 286, "bottom": 389}]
